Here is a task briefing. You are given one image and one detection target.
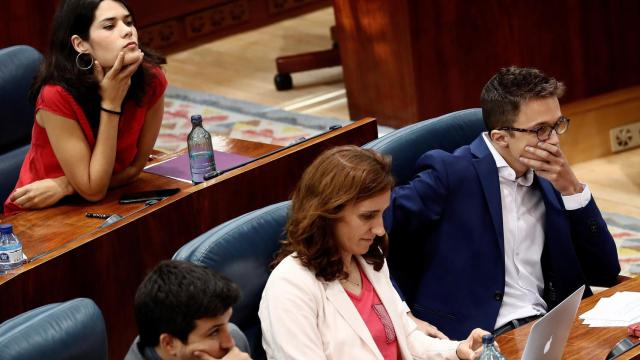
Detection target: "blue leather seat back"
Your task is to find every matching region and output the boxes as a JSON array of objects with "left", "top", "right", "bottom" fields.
[
  {"left": 0, "top": 146, "right": 30, "bottom": 207},
  {"left": 0, "top": 298, "right": 108, "bottom": 360},
  {"left": 173, "top": 201, "right": 290, "bottom": 360},
  {"left": 0, "top": 45, "right": 43, "bottom": 206},
  {"left": 363, "top": 108, "right": 485, "bottom": 184}
]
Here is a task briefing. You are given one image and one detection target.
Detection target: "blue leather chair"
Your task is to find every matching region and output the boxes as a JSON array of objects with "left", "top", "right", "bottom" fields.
[
  {"left": 363, "top": 108, "right": 485, "bottom": 185},
  {"left": 0, "top": 45, "right": 43, "bottom": 206},
  {"left": 0, "top": 298, "right": 108, "bottom": 360},
  {"left": 363, "top": 108, "right": 485, "bottom": 302},
  {"left": 173, "top": 201, "right": 290, "bottom": 360}
]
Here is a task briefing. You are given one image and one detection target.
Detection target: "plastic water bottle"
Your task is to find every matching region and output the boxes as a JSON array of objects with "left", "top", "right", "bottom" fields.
[
  {"left": 187, "top": 114, "right": 216, "bottom": 184},
  {"left": 0, "top": 224, "right": 25, "bottom": 272},
  {"left": 478, "top": 334, "right": 506, "bottom": 360}
]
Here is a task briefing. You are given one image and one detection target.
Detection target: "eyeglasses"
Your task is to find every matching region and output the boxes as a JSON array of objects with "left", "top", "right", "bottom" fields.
[{"left": 498, "top": 116, "right": 570, "bottom": 141}]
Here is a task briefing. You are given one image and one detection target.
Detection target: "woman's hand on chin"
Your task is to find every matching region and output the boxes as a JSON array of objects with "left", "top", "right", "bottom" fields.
[
  {"left": 122, "top": 48, "right": 144, "bottom": 67},
  {"left": 94, "top": 51, "right": 144, "bottom": 113}
]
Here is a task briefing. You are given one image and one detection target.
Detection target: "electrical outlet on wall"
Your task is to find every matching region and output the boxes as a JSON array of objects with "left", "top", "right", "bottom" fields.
[{"left": 609, "top": 121, "right": 640, "bottom": 152}]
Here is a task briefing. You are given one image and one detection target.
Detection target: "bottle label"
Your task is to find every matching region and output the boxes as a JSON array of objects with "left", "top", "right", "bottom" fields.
[
  {"left": 0, "top": 247, "right": 23, "bottom": 264},
  {"left": 189, "top": 151, "right": 216, "bottom": 183}
]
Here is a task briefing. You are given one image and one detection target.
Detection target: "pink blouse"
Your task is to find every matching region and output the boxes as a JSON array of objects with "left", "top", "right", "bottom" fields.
[{"left": 346, "top": 264, "right": 399, "bottom": 360}]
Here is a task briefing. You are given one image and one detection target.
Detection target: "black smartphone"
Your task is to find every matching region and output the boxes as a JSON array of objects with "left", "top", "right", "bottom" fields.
[
  {"left": 607, "top": 337, "right": 640, "bottom": 360},
  {"left": 119, "top": 188, "right": 180, "bottom": 204}
]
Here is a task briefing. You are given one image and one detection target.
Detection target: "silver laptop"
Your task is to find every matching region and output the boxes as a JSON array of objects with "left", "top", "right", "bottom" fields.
[{"left": 521, "top": 285, "right": 585, "bottom": 360}]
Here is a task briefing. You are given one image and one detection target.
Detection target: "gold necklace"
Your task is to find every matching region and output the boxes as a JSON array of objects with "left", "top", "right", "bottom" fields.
[
  {"left": 340, "top": 268, "right": 361, "bottom": 287},
  {"left": 341, "top": 258, "right": 361, "bottom": 287},
  {"left": 340, "top": 277, "right": 361, "bottom": 287}
]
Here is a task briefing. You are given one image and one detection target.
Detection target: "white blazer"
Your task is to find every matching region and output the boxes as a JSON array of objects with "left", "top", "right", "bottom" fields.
[{"left": 259, "top": 254, "right": 461, "bottom": 359}]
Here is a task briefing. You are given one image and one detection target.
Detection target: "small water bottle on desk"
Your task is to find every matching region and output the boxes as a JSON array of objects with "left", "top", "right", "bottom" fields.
[
  {"left": 478, "top": 334, "right": 506, "bottom": 360},
  {"left": 187, "top": 114, "right": 216, "bottom": 184},
  {"left": 0, "top": 224, "right": 25, "bottom": 273}
]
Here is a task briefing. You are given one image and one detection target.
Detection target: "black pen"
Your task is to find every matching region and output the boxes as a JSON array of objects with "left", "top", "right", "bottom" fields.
[{"left": 85, "top": 212, "right": 112, "bottom": 219}]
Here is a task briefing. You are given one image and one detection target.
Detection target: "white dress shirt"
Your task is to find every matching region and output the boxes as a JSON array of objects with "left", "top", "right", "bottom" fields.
[{"left": 481, "top": 133, "right": 592, "bottom": 329}]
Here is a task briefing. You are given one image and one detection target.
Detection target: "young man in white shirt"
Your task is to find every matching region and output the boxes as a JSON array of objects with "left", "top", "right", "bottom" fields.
[{"left": 385, "top": 66, "right": 620, "bottom": 339}]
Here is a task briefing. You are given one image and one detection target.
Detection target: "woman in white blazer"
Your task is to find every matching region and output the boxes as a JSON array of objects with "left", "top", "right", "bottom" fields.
[{"left": 259, "top": 146, "right": 489, "bottom": 360}]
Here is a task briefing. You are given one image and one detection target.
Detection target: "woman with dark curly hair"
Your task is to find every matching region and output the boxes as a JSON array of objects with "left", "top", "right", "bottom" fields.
[
  {"left": 4, "top": 0, "right": 167, "bottom": 214},
  {"left": 259, "top": 145, "right": 489, "bottom": 359}
]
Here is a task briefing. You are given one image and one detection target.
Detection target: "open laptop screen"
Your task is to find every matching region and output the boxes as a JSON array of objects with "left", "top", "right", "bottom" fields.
[{"left": 521, "top": 285, "right": 585, "bottom": 360}]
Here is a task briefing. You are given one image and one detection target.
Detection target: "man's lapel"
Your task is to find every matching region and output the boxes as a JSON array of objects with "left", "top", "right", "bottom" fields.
[
  {"left": 535, "top": 175, "right": 563, "bottom": 211},
  {"left": 470, "top": 136, "right": 505, "bottom": 255}
]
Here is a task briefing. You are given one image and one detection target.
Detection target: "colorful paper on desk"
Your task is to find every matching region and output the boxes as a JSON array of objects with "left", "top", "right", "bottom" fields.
[{"left": 143, "top": 151, "right": 253, "bottom": 183}]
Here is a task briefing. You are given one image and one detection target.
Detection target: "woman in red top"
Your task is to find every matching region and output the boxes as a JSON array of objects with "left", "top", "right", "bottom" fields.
[{"left": 4, "top": 0, "right": 167, "bottom": 214}]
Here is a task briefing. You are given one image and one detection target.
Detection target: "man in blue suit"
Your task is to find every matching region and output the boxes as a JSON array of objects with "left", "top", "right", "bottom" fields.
[{"left": 384, "top": 66, "right": 620, "bottom": 340}]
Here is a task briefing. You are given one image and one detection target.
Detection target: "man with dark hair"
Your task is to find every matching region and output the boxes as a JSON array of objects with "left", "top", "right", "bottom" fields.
[
  {"left": 126, "top": 260, "right": 251, "bottom": 360},
  {"left": 385, "top": 66, "right": 620, "bottom": 339}
]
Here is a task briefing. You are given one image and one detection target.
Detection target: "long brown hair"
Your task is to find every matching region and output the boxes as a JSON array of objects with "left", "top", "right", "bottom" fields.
[
  {"left": 30, "top": 0, "right": 166, "bottom": 136},
  {"left": 274, "top": 145, "right": 394, "bottom": 282}
]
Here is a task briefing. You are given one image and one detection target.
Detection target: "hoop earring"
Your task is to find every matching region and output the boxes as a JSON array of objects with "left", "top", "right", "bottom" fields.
[{"left": 75, "top": 52, "right": 94, "bottom": 70}]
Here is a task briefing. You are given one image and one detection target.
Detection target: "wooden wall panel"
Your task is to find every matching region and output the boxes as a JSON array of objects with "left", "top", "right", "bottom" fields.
[
  {"left": 334, "top": 0, "right": 640, "bottom": 128},
  {"left": 0, "top": 0, "right": 59, "bottom": 53},
  {"left": 562, "top": 86, "right": 640, "bottom": 164},
  {"left": 332, "top": 0, "right": 420, "bottom": 124},
  {"left": 0, "top": 0, "right": 330, "bottom": 54}
]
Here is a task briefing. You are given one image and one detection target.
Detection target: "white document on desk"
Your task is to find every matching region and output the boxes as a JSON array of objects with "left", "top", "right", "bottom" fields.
[{"left": 579, "top": 291, "right": 640, "bottom": 327}]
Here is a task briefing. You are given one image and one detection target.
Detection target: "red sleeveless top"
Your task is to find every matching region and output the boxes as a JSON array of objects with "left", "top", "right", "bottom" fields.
[{"left": 4, "top": 66, "right": 167, "bottom": 215}]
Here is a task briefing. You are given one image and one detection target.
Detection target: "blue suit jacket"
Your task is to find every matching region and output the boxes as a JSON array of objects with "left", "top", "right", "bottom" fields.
[{"left": 384, "top": 135, "right": 620, "bottom": 340}]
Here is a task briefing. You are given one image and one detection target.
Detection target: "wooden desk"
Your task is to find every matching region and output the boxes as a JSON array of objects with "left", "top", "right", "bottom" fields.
[
  {"left": 498, "top": 276, "right": 640, "bottom": 359},
  {"left": 0, "top": 136, "right": 278, "bottom": 279},
  {"left": 0, "top": 117, "right": 377, "bottom": 358}
]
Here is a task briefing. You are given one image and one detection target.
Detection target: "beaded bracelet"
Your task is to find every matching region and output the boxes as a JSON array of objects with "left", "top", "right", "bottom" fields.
[{"left": 100, "top": 107, "right": 122, "bottom": 116}]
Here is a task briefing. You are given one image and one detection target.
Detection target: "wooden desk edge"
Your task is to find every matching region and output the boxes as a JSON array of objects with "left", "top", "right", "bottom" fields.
[
  {"left": 186, "top": 117, "right": 378, "bottom": 190},
  {"left": 497, "top": 276, "right": 640, "bottom": 359},
  {"left": 0, "top": 118, "right": 378, "bottom": 285}
]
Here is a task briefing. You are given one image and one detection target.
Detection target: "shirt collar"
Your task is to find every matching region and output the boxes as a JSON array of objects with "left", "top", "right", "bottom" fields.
[
  {"left": 142, "top": 346, "right": 164, "bottom": 360},
  {"left": 481, "top": 132, "right": 534, "bottom": 186}
]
